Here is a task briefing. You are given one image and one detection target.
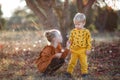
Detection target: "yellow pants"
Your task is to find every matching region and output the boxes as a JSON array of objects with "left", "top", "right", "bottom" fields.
[{"left": 67, "top": 48, "right": 88, "bottom": 74}]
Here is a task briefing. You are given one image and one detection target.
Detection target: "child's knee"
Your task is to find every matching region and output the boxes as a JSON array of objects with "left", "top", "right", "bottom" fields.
[{"left": 69, "top": 61, "right": 76, "bottom": 67}]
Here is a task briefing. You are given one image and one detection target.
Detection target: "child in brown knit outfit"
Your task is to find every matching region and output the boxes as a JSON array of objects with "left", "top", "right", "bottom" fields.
[{"left": 35, "top": 29, "right": 69, "bottom": 76}]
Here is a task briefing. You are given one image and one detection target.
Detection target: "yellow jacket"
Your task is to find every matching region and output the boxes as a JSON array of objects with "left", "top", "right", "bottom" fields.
[{"left": 69, "top": 28, "right": 91, "bottom": 50}]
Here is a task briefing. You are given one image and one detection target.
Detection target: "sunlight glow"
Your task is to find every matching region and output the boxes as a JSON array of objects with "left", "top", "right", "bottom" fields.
[
  {"left": 0, "top": 0, "right": 26, "bottom": 18},
  {"left": 95, "top": 0, "right": 120, "bottom": 10},
  {"left": 38, "top": 40, "right": 41, "bottom": 43},
  {"left": 23, "top": 49, "right": 26, "bottom": 51},
  {"left": 28, "top": 48, "right": 31, "bottom": 50},
  {"left": 105, "top": 0, "right": 120, "bottom": 10},
  {"left": 33, "top": 44, "right": 36, "bottom": 47},
  {"left": 15, "top": 47, "right": 19, "bottom": 51},
  {"left": 61, "top": 0, "right": 65, "bottom": 2}
]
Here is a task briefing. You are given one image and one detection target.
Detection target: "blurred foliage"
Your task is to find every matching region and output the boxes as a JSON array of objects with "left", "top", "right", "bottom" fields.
[
  {"left": 6, "top": 8, "right": 40, "bottom": 31},
  {"left": 88, "top": 24, "right": 98, "bottom": 33},
  {"left": 0, "top": 5, "right": 6, "bottom": 30},
  {"left": 0, "top": 0, "right": 120, "bottom": 32},
  {"left": 0, "top": 5, "right": 3, "bottom": 15}
]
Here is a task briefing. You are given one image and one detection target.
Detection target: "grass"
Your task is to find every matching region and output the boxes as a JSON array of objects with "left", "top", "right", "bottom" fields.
[{"left": 0, "top": 30, "right": 120, "bottom": 80}]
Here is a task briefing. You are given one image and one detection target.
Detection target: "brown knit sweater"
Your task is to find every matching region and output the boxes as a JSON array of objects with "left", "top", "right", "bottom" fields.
[{"left": 35, "top": 44, "right": 69, "bottom": 72}]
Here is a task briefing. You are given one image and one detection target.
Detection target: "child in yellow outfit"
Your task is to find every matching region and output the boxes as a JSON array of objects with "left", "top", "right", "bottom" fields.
[{"left": 65, "top": 13, "right": 92, "bottom": 79}]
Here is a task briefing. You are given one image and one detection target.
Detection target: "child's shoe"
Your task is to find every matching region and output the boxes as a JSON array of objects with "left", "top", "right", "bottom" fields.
[
  {"left": 64, "top": 72, "right": 73, "bottom": 78},
  {"left": 81, "top": 74, "right": 89, "bottom": 80},
  {"left": 64, "top": 72, "right": 76, "bottom": 80}
]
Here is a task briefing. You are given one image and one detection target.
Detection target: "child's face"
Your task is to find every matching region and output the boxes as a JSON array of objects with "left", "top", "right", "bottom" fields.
[{"left": 74, "top": 20, "right": 85, "bottom": 29}]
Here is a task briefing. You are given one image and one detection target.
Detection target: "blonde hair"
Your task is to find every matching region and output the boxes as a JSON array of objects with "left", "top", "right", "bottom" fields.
[
  {"left": 73, "top": 13, "right": 86, "bottom": 22},
  {"left": 44, "top": 29, "right": 61, "bottom": 42}
]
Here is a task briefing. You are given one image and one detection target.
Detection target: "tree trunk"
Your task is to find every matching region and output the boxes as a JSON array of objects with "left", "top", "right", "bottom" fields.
[
  {"left": 25, "top": 0, "right": 60, "bottom": 29},
  {"left": 60, "top": 0, "right": 70, "bottom": 47}
]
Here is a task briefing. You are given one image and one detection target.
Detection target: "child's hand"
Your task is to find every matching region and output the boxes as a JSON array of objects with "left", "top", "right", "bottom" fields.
[
  {"left": 86, "top": 50, "right": 91, "bottom": 55},
  {"left": 65, "top": 58, "right": 69, "bottom": 63},
  {"left": 55, "top": 53, "right": 62, "bottom": 58},
  {"left": 66, "top": 41, "right": 70, "bottom": 49}
]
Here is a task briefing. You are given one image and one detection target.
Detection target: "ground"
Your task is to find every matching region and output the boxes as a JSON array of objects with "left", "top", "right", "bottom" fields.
[{"left": 0, "top": 31, "right": 120, "bottom": 80}]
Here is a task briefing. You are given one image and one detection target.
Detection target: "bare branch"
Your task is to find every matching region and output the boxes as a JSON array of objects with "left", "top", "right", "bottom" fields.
[
  {"left": 63, "top": 0, "right": 70, "bottom": 25},
  {"left": 25, "top": 0, "right": 46, "bottom": 22},
  {"left": 83, "top": 0, "right": 96, "bottom": 14},
  {"left": 36, "top": 0, "right": 53, "bottom": 10}
]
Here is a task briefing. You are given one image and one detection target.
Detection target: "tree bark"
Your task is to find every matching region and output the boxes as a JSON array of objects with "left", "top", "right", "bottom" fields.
[
  {"left": 60, "top": 0, "right": 70, "bottom": 47},
  {"left": 25, "top": 0, "right": 60, "bottom": 29},
  {"left": 77, "top": 0, "right": 96, "bottom": 15},
  {"left": 76, "top": 0, "right": 84, "bottom": 12}
]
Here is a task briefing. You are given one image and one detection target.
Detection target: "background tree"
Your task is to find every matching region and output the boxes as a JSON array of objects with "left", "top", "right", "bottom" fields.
[
  {"left": 0, "top": 4, "right": 6, "bottom": 30},
  {"left": 25, "top": 0, "right": 96, "bottom": 46},
  {"left": 6, "top": 8, "right": 39, "bottom": 31},
  {"left": 94, "top": 0, "right": 119, "bottom": 32}
]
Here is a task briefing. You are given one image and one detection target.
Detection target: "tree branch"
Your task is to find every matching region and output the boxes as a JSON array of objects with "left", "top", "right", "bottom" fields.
[
  {"left": 63, "top": 0, "right": 70, "bottom": 25},
  {"left": 83, "top": 0, "right": 96, "bottom": 14},
  {"left": 25, "top": 0, "right": 46, "bottom": 22},
  {"left": 35, "top": 0, "right": 52, "bottom": 10}
]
